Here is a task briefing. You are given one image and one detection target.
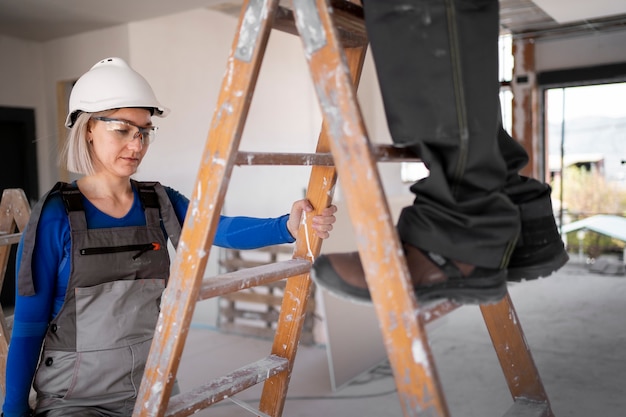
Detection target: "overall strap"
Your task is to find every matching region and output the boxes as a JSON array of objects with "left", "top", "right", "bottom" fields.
[
  {"left": 59, "top": 182, "right": 88, "bottom": 232},
  {"left": 132, "top": 180, "right": 181, "bottom": 248},
  {"left": 133, "top": 180, "right": 162, "bottom": 228},
  {"left": 18, "top": 182, "right": 66, "bottom": 296}
]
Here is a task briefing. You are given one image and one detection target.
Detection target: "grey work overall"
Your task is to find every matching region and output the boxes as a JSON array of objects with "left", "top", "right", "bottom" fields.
[{"left": 18, "top": 182, "right": 181, "bottom": 417}]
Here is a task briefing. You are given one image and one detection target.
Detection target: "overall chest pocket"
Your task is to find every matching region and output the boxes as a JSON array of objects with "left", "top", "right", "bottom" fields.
[
  {"left": 74, "top": 278, "right": 165, "bottom": 352},
  {"left": 79, "top": 242, "right": 161, "bottom": 259}
]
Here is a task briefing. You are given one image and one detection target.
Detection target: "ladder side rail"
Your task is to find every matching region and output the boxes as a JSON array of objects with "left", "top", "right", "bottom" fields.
[
  {"left": 255, "top": 106, "right": 343, "bottom": 414},
  {"left": 257, "top": 15, "right": 370, "bottom": 417},
  {"left": 0, "top": 188, "right": 31, "bottom": 397},
  {"left": 480, "top": 294, "right": 554, "bottom": 415},
  {"left": 290, "top": 1, "right": 450, "bottom": 416},
  {"left": 133, "top": 0, "right": 281, "bottom": 415},
  {"left": 0, "top": 189, "right": 30, "bottom": 289}
]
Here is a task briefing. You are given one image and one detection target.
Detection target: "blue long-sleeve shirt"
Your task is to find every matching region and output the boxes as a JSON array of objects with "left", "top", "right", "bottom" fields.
[{"left": 3, "top": 185, "right": 295, "bottom": 417}]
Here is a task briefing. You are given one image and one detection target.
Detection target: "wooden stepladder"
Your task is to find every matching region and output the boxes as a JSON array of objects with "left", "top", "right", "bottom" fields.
[
  {"left": 0, "top": 188, "right": 31, "bottom": 398},
  {"left": 134, "top": 1, "right": 554, "bottom": 417}
]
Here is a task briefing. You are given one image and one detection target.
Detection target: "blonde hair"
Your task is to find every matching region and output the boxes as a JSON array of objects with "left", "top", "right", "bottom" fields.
[{"left": 61, "top": 110, "right": 114, "bottom": 175}]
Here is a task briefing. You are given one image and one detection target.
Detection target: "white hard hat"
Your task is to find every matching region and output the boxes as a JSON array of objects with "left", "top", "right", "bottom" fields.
[{"left": 65, "top": 57, "right": 169, "bottom": 127}]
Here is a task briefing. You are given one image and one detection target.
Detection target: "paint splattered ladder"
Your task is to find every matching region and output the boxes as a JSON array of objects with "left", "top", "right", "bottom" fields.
[
  {"left": 0, "top": 189, "right": 31, "bottom": 400},
  {"left": 133, "top": 1, "right": 554, "bottom": 416}
]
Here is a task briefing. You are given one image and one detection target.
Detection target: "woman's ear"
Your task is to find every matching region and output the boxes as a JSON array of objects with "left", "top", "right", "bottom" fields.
[{"left": 86, "top": 120, "right": 94, "bottom": 142}]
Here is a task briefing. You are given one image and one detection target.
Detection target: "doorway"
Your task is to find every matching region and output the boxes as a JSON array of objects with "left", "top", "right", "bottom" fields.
[{"left": 0, "top": 106, "right": 39, "bottom": 308}]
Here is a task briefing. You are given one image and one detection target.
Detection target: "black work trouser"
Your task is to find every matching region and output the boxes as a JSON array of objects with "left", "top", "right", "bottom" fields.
[{"left": 363, "top": 0, "right": 549, "bottom": 268}]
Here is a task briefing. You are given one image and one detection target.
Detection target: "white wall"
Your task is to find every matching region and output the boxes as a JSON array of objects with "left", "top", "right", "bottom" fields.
[
  {"left": 0, "top": 36, "right": 45, "bottom": 117},
  {"left": 0, "top": 35, "right": 46, "bottom": 193},
  {"left": 128, "top": 9, "right": 321, "bottom": 216}
]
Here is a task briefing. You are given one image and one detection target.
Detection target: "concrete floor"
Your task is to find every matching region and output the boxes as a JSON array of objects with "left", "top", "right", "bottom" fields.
[
  {"left": 176, "top": 260, "right": 626, "bottom": 417},
  {"left": 2, "top": 258, "right": 622, "bottom": 416}
]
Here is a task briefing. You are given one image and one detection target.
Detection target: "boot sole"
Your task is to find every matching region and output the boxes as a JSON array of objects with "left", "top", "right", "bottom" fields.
[
  {"left": 311, "top": 256, "right": 373, "bottom": 306},
  {"left": 507, "top": 250, "right": 569, "bottom": 282},
  {"left": 312, "top": 256, "right": 508, "bottom": 306},
  {"left": 415, "top": 270, "right": 508, "bottom": 305}
]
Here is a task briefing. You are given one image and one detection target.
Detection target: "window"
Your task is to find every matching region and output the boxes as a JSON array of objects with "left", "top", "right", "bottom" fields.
[{"left": 546, "top": 82, "right": 626, "bottom": 225}]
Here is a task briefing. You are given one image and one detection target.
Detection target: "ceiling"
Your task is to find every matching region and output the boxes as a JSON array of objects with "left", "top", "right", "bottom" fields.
[
  {"left": 499, "top": 0, "right": 626, "bottom": 39},
  {"left": 0, "top": 0, "right": 625, "bottom": 43}
]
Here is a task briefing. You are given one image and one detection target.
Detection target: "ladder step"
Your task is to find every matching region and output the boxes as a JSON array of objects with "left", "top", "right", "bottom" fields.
[
  {"left": 198, "top": 259, "right": 311, "bottom": 300},
  {"left": 235, "top": 145, "right": 421, "bottom": 166},
  {"left": 0, "top": 232, "right": 22, "bottom": 246},
  {"left": 165, "top": 354, "right": 290, "bottom": 417},
  {"left": 503, "top": 399, "right": 552, "bottom": 417}
]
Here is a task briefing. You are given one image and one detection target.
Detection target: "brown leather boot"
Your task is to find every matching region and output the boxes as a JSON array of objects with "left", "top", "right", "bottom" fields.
[{"left": 312, "top": 243, "right": 507, "bottom": 305}]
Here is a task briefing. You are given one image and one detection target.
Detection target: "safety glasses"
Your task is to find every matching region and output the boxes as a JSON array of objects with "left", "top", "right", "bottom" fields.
[{"left": 92, "top": 116, "right": 158, "bottom": 145}]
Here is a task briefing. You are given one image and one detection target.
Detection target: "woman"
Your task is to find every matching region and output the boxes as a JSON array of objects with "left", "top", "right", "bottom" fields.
[{"left": 3, "top": 57, "right": 337, "bottom": 417}]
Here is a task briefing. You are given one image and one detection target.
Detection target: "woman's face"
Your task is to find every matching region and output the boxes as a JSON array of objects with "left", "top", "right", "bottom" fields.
[{"left": 88, "top": 107, "right": 153, "bottom": 179}]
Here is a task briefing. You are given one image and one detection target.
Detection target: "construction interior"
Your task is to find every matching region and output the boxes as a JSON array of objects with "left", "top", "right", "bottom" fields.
[{"left": 1, "top": 1, "right": 626, "bottom": 416}]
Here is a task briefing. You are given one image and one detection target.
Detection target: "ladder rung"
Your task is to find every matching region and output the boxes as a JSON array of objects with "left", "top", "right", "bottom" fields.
[
  {"left": 273, "top": 1, "right": 367, "bottom": 48},
  {"left": 165, "top": 355, "right": 290, "bottom": 417},
  {"left": 219, "top": 279, "right": 285, "bottom": 290},
  {"left": 503, "top": 399, "right": 551, "bottom": 417},
  {"left": 0, "top": 232, "right": 22, "bottom": 246},
  {"left": 198, "top": 259, "right": 311, "bottom": 300},
  {"left": 235, "top": 145, "right": 421, "bottom": 166}
]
